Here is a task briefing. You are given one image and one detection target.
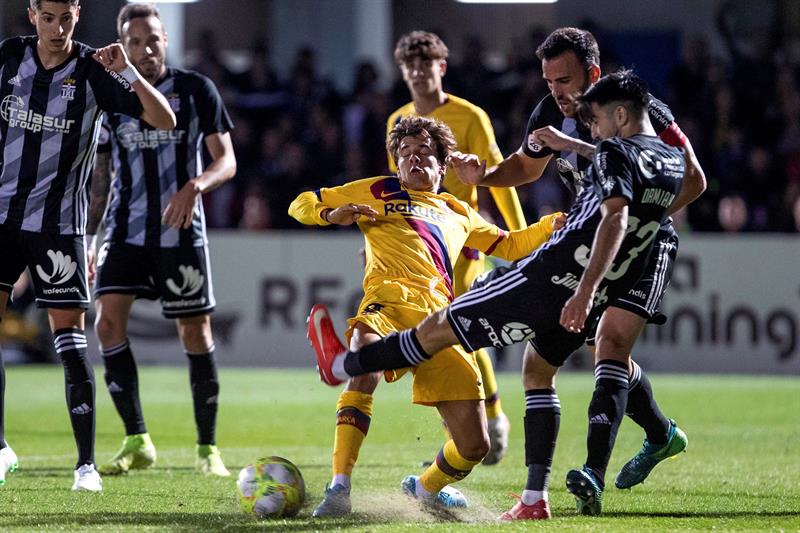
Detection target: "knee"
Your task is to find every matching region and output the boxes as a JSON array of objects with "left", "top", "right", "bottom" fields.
[
  {"left": 177, "top": 316, "right": 212, "bottom": 351},
  {"left": 94, "top": 313, "right": 124, "bottom": 345},
  {"left": 456, "top": 433, "right": 490, "bottom": 462}
]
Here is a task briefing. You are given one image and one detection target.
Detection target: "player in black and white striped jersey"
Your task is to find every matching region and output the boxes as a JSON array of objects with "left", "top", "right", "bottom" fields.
[
  {"left": 0, "top": 0, "right": 175, "bottom": 492},
  {"left": 86, "top": 3, "right": 236, "bottom": 479}
]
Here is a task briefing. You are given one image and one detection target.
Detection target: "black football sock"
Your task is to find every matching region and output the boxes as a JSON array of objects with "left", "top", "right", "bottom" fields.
[
  {"left": 524, "top": 388, "right": 561, "bottom": 492},
  {"left": 343, "top": 329, "right": 430, "bottom": 376},
  {"left": 55, "top": 328, "right": 96, "bottom": 468},
  {"left": 585, "top": 359, "right": 629, "bottom": 485},
  {"left": 102, "top": 339, "right": 146, "bottom": 435},
  {"left": 626, "top": 360, "right": 670, "bottom": 445},
  {"left": 187, "top": 348, "right": 219, "bottom": 446}
]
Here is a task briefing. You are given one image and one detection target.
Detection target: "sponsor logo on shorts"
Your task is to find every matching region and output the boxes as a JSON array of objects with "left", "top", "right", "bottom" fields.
[
  {"left": 479, "top": 317, "right": 503, "bottom": 348},
  {"left": 162, "top": 297, "right": 207, "bottom": 309},
  {"left": 36, "top": 250, "right": 78, "bottom": 285},
  {"left": 500, "top": 322, "right": 535, "bottom": 344},
  {"left": 166, "top": 265, "right": 204, "bottom": 297},
  {"left": 458, "top": 316, "right": 472, "bottom": 332}
]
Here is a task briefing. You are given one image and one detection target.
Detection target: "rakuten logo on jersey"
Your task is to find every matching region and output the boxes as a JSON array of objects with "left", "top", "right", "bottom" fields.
[
  {"left": 116, "top": 122, "right": 186, "bottom": 150},
  {"left": 1, "top": 95, "right": 75, "bottom": 134},
  {"left": 36, "top": 250, "right": 78, "bottom": 285}
]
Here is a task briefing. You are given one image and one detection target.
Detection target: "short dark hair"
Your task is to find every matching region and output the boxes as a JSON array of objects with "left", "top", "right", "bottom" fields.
[
  {"left": 117, "top": 2, "right": 161, "bottom": 38},
  {"left": 394, "top": 31, "right": 448, "bottom": 65},
  {"left": 30, "top": 0, "right": 79, "bottom": 10},
  {"left": 387, "top": 116, "right": 456, "bottom": 168},
  {"left": 536, "top": 27, "right": 599, "bottom": 69},
  {"left": 578, "top": 68, "right": 649, "bottom": 123}
]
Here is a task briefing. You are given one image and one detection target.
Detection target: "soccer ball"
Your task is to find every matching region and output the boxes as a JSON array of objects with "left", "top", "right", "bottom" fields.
[
  {"left": 500, "top": 321, "right": 535, "bottom": 344},
  {"left": 237, "top": 456, "right": 305, "bottom": 518}
]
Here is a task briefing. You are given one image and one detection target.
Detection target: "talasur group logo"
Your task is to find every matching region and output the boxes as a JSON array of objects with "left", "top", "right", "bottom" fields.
[
  {"left": 1, "top": 94, "right": 75, "bottom": 134},
  {"left": 166, "top": 265, "right": 204, "bottom": 297},
  {"left": 36, "top": 250, "right": 78, "bottom": 285}
]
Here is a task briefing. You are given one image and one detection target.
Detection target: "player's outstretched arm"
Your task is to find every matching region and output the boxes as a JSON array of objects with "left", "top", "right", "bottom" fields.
[
  {"left": 560, "top": 197, "right": 628, "bottom": 333},
  {"left": 162, "top": 132, "right": 237, "bottom": 229},
  {"left": 288, "top": 191, "right": 377, "bottom": 226},
  {"left": 451, "top": 150, "right": 550, "bottom": 188},
  {"left": 93, "top": 43, "right": 176, "bottom": 130},
  {"left": 532, "top": 126, "right": 596, "bottom": 160}
]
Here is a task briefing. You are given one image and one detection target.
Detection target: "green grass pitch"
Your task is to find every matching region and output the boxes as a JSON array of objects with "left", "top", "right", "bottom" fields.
[{"left": 0, "top": 366, "right": 798, "bottom": 531}]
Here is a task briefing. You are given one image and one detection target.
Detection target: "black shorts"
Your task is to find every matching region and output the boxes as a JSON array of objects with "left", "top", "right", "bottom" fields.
[
  {"left": 449, "top": 259, "right": 587, "bottom": 368},
  {"left": 95, "top": 242, "right": 215, "bottom": 318},
  {"left": 585, "top": 230, "right": 677, "bottom": 344},
  {"left": 0, "top": 224, "right": 89, "bottom": 309}
]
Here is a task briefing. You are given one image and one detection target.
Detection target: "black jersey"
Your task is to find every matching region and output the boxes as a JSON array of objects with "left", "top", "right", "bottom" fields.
[
  {"left": 100, "top": 68, "right": 232, "bottom": 248},
  {"left": 518, "top": 134, "right": 685, "bottom": 314},
  {"left": 0, "top": 36, "right": 143, "bottom": 235},
  {"left": 520, "top": 93, "right": 687, "bottom": 206}
]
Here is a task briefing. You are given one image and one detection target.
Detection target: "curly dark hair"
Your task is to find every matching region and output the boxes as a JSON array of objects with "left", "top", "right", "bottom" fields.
[
  {"left": 116, "top": 3, "right": 161, "bottom": 38},
  {"left": 536, "top": 27, "right": 600, "bottom": 69},
  {"left": 393, "top": 31, "right": 449, "bottom": 65},
  {"left": 387, "top": 116, "right": 456, "bottom": 168}
]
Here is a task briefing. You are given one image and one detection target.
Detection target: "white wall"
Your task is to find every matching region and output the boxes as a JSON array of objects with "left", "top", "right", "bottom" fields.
[{"left": 82, "top": 232, "right": 800, "bottom": 375}]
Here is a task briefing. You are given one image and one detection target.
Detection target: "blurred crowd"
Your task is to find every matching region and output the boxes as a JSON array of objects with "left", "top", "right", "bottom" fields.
[{"left": 193, "top": 18, "right": 800, "bottom": 234}]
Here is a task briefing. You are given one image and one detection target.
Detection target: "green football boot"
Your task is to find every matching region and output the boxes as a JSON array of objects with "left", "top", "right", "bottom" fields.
[
  {"left": 196, "top": 444, "right": 230, "bottom": 477},
  {"left": 566, "top": 466, "right": 603, "bottom": 516},
  {"left": 99, "top": 433, "right": 157, "bottom": 475},
  {"left": 615, "top": 419, "right": 688, "bottom": 489}
]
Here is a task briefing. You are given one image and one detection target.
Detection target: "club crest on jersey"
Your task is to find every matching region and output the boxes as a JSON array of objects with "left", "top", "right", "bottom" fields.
[
  {"left": 527, "top": 133, "right": 543, "bottom": 152},
  {"left": 61, "top": 78, "right": 76, "bottom": 101},
  {"left": 167, "top": 93, "right": 180, "bottom": 112}
]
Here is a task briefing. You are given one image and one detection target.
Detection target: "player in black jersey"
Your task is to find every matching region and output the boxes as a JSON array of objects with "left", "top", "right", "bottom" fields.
[
  {"left": 308, "top": 69, "right": 686, "bottom": 519},
  {"left": 452, "top": 27, "right": 706, "bottom": 518},
  {"left": 0, "top": 0, "right": 175, "bottom": 491},
  {"left": 86, "top": 3, "right": 236, "bottom": 478}
]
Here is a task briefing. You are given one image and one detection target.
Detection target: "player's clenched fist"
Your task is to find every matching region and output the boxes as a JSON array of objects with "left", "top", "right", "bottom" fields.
[
  {"left": 449, "top": 150, "right": 486, "bottom": 185},
  {"left": 92, "top": 43, "right": 130, "bottom": 72}
]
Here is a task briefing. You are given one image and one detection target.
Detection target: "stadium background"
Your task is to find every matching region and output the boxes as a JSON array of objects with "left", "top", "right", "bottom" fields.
[{"left": 0, "top": 0, "right": 797, "bottom": 375}]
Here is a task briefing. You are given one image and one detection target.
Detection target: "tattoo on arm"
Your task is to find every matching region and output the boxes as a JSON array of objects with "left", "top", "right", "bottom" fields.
[{"left": 86, "top": 152, "right": 113, "bottom": 235}]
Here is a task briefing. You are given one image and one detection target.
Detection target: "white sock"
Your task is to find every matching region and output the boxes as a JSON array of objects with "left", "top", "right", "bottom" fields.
[
  {"left": 331, "top": 355, "right": 349, "bottom": 381},
  {"left": 521, "top": 489, "right": 546, "bottom": 505},
  {"left": 331, "top": 474, "right": 351, "bottom": 490},
  {"left": 415, "top": 478, "right": 435, "bottom": 501}
]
